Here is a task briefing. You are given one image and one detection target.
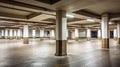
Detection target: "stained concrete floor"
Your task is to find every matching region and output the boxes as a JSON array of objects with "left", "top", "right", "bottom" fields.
[{"left": 0, "top": 38, "right": 120, "bottom": 67}]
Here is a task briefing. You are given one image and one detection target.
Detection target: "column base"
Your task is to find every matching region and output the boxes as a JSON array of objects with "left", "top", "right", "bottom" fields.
[
  {"left": 117, "top": 38, "right": 120, "bottom": 44},
  {"left": 17, "top": 37, "right": 21, "bottom": 40},
  {"left": 114, "top": 37, "right": 117, "bottom": 40},
  {"left": 75, "top": 37, "right": 79, "bottom": 41},
  {"left": 5, "top": 37, "right": 8, "bottom": 39},
  {"left": 87, "top": 37, "right": 90, "bottom": 41},
  {"left": 102, "top": 38, "right": 109, "bottom": 48},
  {"left": 50, "top": 37, "right": 55, "bottom": 40},
  {"left": 33, "top": 36, "right": 36, "bottom": 39},
  {"left": 98, "top": 37, "right": 102, "bottom": 40},
  {"left": 55, "top": 40, "right": 67, "bottom": 56},
  {"left": 14, "top": 36, "right": 17, "bottom": 39},
  {"left": 7, "top": 36, "right": 10, "bottom": 39},
  {"left": 23, "top": 37, "right": 29, "bottom": 44},
  {"left": 1, "top": 36, "right": 4, "bottom": 39},
  {"left": 9, "top": 37, "right": 13, "bottom": 40},
  {"left": 40, "top": 37, "right": 44, "bottom": 41}
]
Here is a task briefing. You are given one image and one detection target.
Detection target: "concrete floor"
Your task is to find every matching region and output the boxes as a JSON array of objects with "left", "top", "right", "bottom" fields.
[{"left": 0, "top": 39, "right": 120, "bottom": 67}]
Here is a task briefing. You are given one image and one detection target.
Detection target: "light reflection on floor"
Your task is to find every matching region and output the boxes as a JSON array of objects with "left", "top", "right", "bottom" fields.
[{"left": 0, "top": 38, "right": 119, "bottom": 67}]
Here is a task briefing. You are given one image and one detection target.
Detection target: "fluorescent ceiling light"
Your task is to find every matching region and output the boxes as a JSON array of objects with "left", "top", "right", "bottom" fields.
[
  {"left": 109, "top": 22, "right": 113, "bottom": 24},
  {"left": 87, "top": 18, "right": 95, "bottom": 22},
  {"left": 66, "top": 14, "right": 74, "bottom": 18}
]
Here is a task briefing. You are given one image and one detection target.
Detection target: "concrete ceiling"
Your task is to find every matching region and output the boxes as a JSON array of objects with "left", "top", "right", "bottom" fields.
[{"left": 0, "top": 0, "right": 119, "bottom": 30}]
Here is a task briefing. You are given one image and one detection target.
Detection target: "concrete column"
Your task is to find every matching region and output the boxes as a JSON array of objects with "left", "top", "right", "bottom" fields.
[
  {"left": 14, "top": 30, "right": 17, "bottom": 39},
  {"left": 117, "top": 23, "right": 120, "bottom": 44},
  {"left": 32, "top": 30, "right": 36, "bottom": 39},
  {"left": 9, "top": 29, "right": 13, "bottom": 40},
  {"left": 20, "top": 29, "right": 23, "bottom": 38},
  {"left": 114, "top": 29, "right": 117, "bottom": 40},
  {"left": 55, "top": 10, "right": 67, "bottom": 56},
  {"left": 5, "top": 29, "right": 8, "bottom": 39},
  {"left": 98, "top": 29, "right": 101, "bottom": 39},
  {"left": 50, "top": 30, "right": 55, "bottom": 39},
  {"left": 40, "top": 29, "right": 44, "bottom": 41},
  {"left": 74, "top": 28, "right": 79, "bottom": 41},
  {"left": 66, "top": 29, "right": 68, "bottom": 39},
  {"left": 87, "top": 28, "right": 91, "bottom": 41},
  {"left": 17, "top": 29, "right": 21, "bottom": 39},
  {"left": 1, "top": 30, "right": 4, "bottom": 39},
  {"left": 101, "top": 13, "right": 110, "bottom": 48},
  {"left": 68, "top": 30, "right": 72, "bottom": 39},
  {"left": 23, "top": 25, "right": 29, "bottom": 44},
  {"left": 72, "top": 31, "right": 75, "bottom": 39}
]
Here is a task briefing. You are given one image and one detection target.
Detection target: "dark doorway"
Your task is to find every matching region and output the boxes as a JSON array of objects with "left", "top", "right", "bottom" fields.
[
  {"left": 110, "top": 31, "right": 113, "bottom": 38},
  {"left": 91, "top": 31, "right": 97, "bottom": 38}
]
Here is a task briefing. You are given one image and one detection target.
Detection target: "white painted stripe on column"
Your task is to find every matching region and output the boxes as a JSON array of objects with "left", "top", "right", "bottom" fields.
[
  {"left": 117, "top": 23, "right": 120, "bottom": 38},
  {"left": 17, "top": 29, "right": 21, "bottom": 37},
  {"left": 40, "top": 29, "right": 44, "bottom": 37},
  {"left": 87, "top": 28, "right": 91, "bottom": 37},
  {"left": 75, "top": 28, "right": 79, "bottom": 37},
  {"left": 5, "top": 29, "right": 8, "bottom": 37},
  {"left": 50, "top": 30, "right": 55, "bottom": 37},
  {"left": 62, "top": 18, "right": 67, "bottom": 40},
  {"left": 101, "top": 14, "right": 109, "bottom": 38},
  {"left": 114, "top": 29, "right": 117, "bottom": 38},
  {"left": 14, "top": 30, "right": 17, "bottom": 37},
  {"left": 98, "top": 29, "right": 101, "bottom": 37},
  {"left": 10, "top": 29, "right": 13, "bottom": 37},
  {"left": 23, "top": 25, "right": 28, "bottom": 37},
  {"left": 32, "top": 30, "right": 36, "bottom": 37},
  {"left": 1, "top": 30, "right": 4, "bottom": 36},
  {"left": 66, "top": 29, "right": 68, "bottom": 38}
]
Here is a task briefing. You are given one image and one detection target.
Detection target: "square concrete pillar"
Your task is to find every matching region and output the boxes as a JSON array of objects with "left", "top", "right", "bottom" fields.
[
  {"left": 55, "top": 10, "right": 67, "bottom": 56},
  {"left": 23, "top": 25, "right": 29, "bottom": 44},
  {"left": 101, "top": 13, "right": 110, "bottom": 48}
]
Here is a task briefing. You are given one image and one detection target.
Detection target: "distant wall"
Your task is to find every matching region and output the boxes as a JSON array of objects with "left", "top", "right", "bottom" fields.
[{"left": 79, "top": 31, "right": 86, "bottom": 38}]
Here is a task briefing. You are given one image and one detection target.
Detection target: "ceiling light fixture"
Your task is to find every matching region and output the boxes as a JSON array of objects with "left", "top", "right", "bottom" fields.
[
  {"left": 66, "top": 14, "right": 74, "bottom": 18},
  {"left": 109, "top": 22, "right": 113, "bottom": 24},
  {"left": 86, "top": 18, "right": 95, "bottom": 22}
]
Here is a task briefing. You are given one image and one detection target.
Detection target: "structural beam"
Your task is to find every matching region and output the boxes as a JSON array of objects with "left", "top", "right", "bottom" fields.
[
  {"left": 74, "top": 10, "right": 100, "bottom": 18},
  {"left": 0, "top": 0, "right": 54, "bottom": 12},
  {"left": 0, "top": 12, "right": 27, "bottom": 19},
  {"left": 27, "top": 13, "right": 42, "bottom": 19}
]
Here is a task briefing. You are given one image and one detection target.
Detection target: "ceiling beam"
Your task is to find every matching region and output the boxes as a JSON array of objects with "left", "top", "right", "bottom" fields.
[
  {"left": 27, "top": 12, "right": 42, "bottom": 19},
  {"left": 0, "top": 18, "right": 54, "bottom": 25},
  {"left": 74, "top": 10, "right": 100, "bottom": 18},
  {"left": 0, "top": 12, "right": 27, "bottom": 19},
  {"left": 0, "top": 0, "right": 54, "bottom": 12},
  {"left": 110, "top": 13, "right": 120, "bottom": 18}
]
